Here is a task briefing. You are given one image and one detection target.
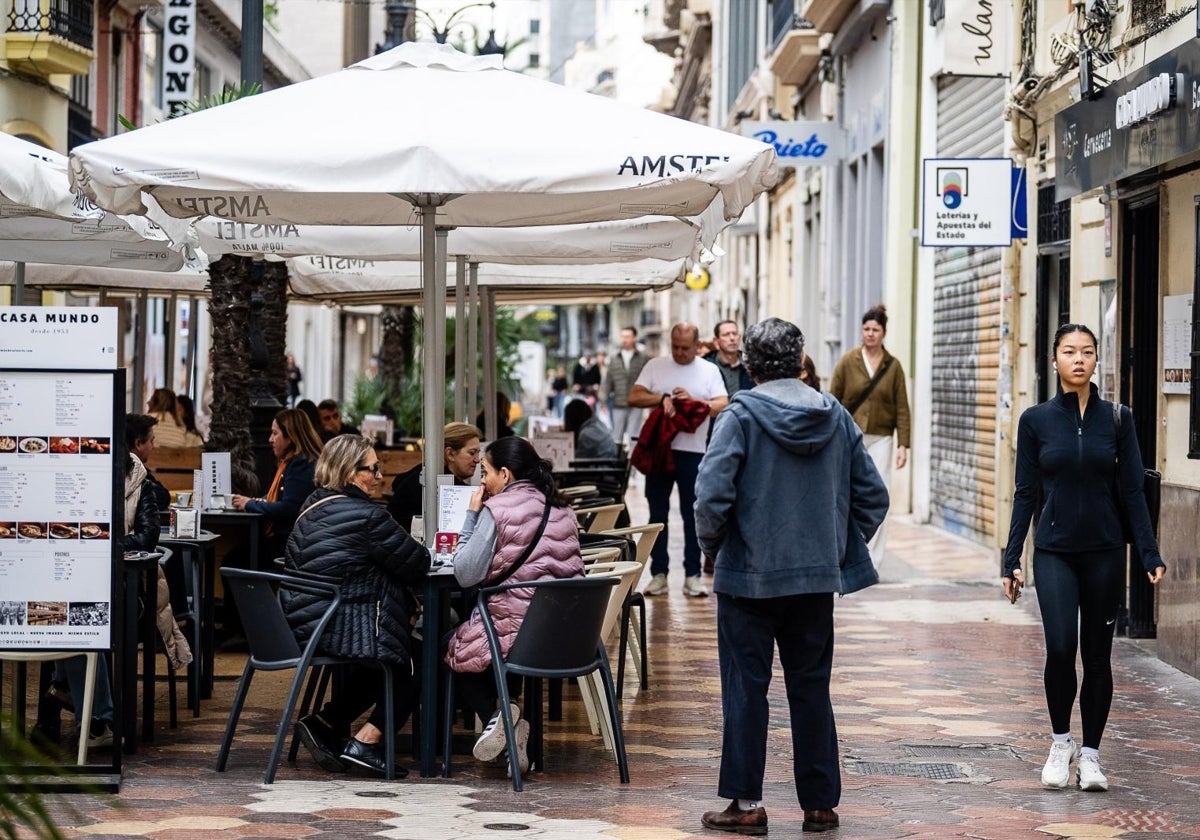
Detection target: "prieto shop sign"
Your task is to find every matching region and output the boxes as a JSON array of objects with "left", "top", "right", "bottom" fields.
[{"left": 921, "top": 158, "right": 1015, "bottom": 247}]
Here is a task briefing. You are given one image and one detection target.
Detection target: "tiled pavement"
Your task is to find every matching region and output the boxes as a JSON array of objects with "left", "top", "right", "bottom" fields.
[{"left": 18, "top": 484, "right": 1200, "bottom": 839}]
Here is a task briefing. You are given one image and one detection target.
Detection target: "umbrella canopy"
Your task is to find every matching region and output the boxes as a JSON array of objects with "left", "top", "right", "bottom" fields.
[
  {"left": 0, "top": 132, "right": 184, "bottom": 271},
  {"left": 194, "top": 216, "right": 707, "bottom": 264},
  {"left": 0, "top": 261, "right": 208, "bottom": 294},
  {"left": 285, "top": 255, "right": 684, "bottom": 304},
  {"left": 68, "top": 43, "right": 776, "bottom": 243}
]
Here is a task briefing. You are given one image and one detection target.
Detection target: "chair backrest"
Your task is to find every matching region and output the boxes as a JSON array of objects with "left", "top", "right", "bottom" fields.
[
  {"left": 575, "top": 503, "right": 625, "bottom": 534},
  {"left": 221, "top": 568, "right": 340, "bottom": 667},
  {"left": 584, "top": 560, "right": 642, "bottom": 641},
  {"left": 580, "top": 546, "right": 624, "bottom": 566},
  {"left": 601, "top": 524, "right": 664, "bottom": 567},
  {"left": 484, "top": 577, "right": 617, "bottom": 674}
]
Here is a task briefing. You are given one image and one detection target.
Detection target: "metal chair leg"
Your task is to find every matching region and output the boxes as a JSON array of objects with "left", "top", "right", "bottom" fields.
[{"left": 215, "top": 663, "right": 255, "bottom": 772}]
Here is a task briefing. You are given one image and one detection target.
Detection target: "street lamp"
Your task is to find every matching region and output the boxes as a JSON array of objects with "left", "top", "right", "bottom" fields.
[{"left": 378, "top": 0, "right": 507, "bottom": 56}]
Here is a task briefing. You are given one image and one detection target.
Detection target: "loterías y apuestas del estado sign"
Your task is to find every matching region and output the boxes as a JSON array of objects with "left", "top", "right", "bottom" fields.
[{"left": 739, "top": 121, "right": 846, "bottom": 167}]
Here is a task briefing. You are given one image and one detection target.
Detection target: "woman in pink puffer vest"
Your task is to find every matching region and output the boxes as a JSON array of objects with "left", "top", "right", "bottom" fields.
[{"left": 445, "top": 436, "right": 583, "bottom": 772}]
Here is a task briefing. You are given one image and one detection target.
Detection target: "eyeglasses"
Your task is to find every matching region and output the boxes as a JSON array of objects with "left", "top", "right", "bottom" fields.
[{"left": 357, "top": 462, "right": 382, "bottom": 477}]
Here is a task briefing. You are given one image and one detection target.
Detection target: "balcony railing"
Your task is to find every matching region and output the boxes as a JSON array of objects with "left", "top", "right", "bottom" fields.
[{"left": 7, "top": 0, "right": 94, "bottom": 51}]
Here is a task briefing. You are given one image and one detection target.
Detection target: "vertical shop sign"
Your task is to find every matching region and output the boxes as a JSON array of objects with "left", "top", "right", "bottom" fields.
[
  {"left": 941, "top": 0, "right": 1011, "bottom": 77},
  {"left": 163, "top": 0, "right": 197, "bottom": 117}
]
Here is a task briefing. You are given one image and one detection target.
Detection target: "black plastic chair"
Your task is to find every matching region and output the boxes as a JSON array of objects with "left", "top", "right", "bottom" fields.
[
  {"left": 214, "top": 568, "right": 398, "bottom": 782},
  {"left": 441, "top": 576, "right": 630, "bottom": 791}
]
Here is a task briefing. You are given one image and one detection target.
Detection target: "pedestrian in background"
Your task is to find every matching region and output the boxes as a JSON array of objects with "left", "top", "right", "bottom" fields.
[
  {"left": 1002, "top": 323, "right": 1166, "bottom": 792},
  {"left": 828, "top": 304, "right": 910, "bottom": 568},
  {"left": 628, "top": 323, "right": 728, "bottom": 598},
  {"left": 695, "top": 317, "right": 888, "bottom": 835},
  {"left": 606, "top": 326, "right": 648, "bottom": 445},
  {"left": 286, "top": 353, "right": 303, "bottom": 407},
  {"left": 800, "top": 354, "right": 821, "bottom": 391},
  {"left": 703, "top": 320, "right": 754, "bottom": 396}
]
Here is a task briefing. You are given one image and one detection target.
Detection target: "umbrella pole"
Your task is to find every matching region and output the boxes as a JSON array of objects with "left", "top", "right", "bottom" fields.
[
  {"left": 419, "top": 200, "right": 446, "bottom": 535},
  {"left": 466, "top": 262, "right": 479, "bottom": 428},
  {"left": 132, "top": 289, "right": 148, "bottom": 413},
  {"left": 481, "top": 287, "right": 496, "bottom": 442},
  {"left": 14, "top": 261, "right": 25, "bottom": 304},
  {"left": 454, "top": 255, "right": 466, "bottom": 422}
]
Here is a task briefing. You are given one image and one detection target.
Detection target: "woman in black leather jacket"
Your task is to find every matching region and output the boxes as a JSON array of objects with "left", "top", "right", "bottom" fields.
[
  {"left": 282, "top": 434, "right": 430, "bottom": 776},
  {"left": 1002, "top": 323, "right": 1166, "bottom": 793}
]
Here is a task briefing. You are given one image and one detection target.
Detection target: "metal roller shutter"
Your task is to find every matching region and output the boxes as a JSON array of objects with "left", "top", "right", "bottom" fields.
[{"left": 930, "top": 76, "right": 1005, "bottom": 542}]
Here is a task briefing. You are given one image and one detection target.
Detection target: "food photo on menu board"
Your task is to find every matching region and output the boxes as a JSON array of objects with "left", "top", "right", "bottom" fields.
[
  {"left": 50, "top": 436, "right": 79, "bottom": 454},
  {"left": 17, "top": 436, "right": 47, "bottom": 454},
  {"left": 0, "top": 521, "right": 14, "bottom": 538},
  {"left": 18, "top": 522, "right": 47, "bottom": 539},
  {"left": 49, "top": 522, "right": 79, "bottom": 540},
  {"left": 0, "top": 436, "right": 14, "bottom": 453},
  {"left": 80, "top": 437, "right": 111, "bottom": 454},
  {"left": 80, "top": 522, "right": 110, "bottom": 540}
]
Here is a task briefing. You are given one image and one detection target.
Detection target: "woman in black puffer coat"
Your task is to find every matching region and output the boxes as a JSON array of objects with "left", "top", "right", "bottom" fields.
[{"left": 282, "top": 434, "right": 430, "bottom": 776}]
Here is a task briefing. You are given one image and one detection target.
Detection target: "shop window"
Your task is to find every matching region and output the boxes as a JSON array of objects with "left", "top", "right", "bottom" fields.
[{"left": 1191, "top": 202, "right": 1200, "bottom": 458}]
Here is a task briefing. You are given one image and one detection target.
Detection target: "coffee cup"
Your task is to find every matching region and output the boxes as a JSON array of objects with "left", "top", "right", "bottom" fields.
[{"left": 175, "top": 491, "right": 193, "bottom": 507}]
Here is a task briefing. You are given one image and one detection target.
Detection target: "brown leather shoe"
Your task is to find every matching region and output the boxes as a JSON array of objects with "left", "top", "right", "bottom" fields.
[
  {"left": 701, "top": 801, "right": 767, "bottom": 835},
  {"left": 802, "top": 809, "right": 839, "bottom": 832}
]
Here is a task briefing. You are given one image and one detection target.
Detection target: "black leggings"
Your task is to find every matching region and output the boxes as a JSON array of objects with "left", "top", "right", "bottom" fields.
[{"left": 1033, "top": 548, "right": 1125, "bottom": 749}]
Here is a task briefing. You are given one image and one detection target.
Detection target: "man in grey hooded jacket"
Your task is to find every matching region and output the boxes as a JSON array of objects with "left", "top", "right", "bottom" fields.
[{"left": 695, "top": 317, "right": 889, "bottom": 836}]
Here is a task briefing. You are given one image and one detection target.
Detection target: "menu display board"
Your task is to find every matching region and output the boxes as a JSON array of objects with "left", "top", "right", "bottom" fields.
[{"left": 0, "top": 370, "right": 116, "bottom": 650}]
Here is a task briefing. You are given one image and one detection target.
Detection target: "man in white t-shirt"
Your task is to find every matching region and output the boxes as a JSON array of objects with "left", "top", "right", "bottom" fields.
[{"left": 629, "top": 323, "right": 729, "bottom": 597}]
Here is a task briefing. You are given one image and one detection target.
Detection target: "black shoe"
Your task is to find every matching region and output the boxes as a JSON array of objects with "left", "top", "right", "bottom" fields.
[
  {"left": 296, "top": 715, "right": 347, "bottom": 772},
  {"left": 44, "top": 683, "right": 75, "bottom": 714},
  {"left": 340, "top": 737, "right": 407, "bottom": 778}
]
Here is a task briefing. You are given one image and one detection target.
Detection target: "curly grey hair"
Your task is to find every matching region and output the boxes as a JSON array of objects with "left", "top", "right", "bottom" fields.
[{"left": 742, "top": 318, "right": 806, "bottom": 383}]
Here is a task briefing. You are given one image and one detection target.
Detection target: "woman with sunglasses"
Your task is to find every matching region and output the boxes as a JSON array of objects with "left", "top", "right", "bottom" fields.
[{"left": 282, "top": 434, "right": 430, "bottom": 776}]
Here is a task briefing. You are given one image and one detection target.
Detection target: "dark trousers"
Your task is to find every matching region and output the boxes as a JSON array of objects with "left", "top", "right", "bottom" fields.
[
  {"left": 1033, "top": 547, "right": 1125, "bottom": 749},
  {"left": 319, "top": 662, "right": 415, "bottom": 735},
  {"left": 455, "top": 669, "right": 523, "bottom": 726},
  {"left": 645, "top": 450, "right": 702, "bottom": 578},
  {"left": 716, "top": 592, "right": 839, "bottom": 810}
]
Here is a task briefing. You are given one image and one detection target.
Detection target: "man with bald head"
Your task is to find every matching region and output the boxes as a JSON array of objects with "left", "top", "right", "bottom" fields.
[{"left": 629, "top": 323, "right": 729, "bottom": 597}]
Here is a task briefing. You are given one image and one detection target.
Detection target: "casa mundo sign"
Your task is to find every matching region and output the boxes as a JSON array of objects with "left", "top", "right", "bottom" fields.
[
  {"left": 921, "top": 158, "right": 1014, "bottom": 247},
  {"left": 1055, "top": 40, "right": 1200, "bottom": 201},
  {"left": 739, "top": 121, "right": 845, "bottom": 167}
]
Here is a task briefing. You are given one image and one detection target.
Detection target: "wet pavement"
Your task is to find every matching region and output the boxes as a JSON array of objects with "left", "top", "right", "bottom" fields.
[{"left": 18, "top": 484, "right": 1200, "bottom": 839}]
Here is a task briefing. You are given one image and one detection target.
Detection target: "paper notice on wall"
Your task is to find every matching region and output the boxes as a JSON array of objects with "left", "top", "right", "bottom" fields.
[
  {"left": 1162, "top": 294, "right": 1193, "bottom": 395},
  {"left": 533, "top": 432, "right": 574, "bottom": 472}
]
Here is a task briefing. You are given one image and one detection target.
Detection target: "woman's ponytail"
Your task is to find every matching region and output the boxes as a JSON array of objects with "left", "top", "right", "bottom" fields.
[{"left": 486, "top": 437, "right": 571, "bottom": 508}]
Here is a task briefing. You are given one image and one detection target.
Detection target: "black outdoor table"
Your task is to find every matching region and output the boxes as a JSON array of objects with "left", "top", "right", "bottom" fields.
[
  {"left": 199, "top": 510, "right": 263, "bottom": 570},
  {"left": 159, "top": 529, "right": 221, "bottom": 704},
  {"left": 121, "top": 550, "right": 162, "bottom": 753},
  {"left": 418, "top": 564, "right": 460, "bottom": 777}
]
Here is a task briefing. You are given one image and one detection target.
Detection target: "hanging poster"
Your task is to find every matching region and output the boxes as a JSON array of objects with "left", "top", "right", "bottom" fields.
[
  {"left": 1162, "top": 294, "right": 1193, "bottom": 395},
  {"left": 0, "top": 370, "right": 116, "bottom": 649},
  {"left": 939, "top": 0, "right": 1010, "bottom": 77}
]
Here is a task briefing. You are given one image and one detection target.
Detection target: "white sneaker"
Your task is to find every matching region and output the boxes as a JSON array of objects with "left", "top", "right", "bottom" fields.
[
  {"left": 1040, "top": 738, "right": 1078, "bottom": 788},
  {"left": 504, "top": 718, "right": 532, "bottom": 777},
  {"left": 472, "top": 703, "right": 521, "bottom": 763},
  {"left": 643, "top": 573, "right": 668, "bottom": 596},
  {"left": 683, "top": 575, "right": 710, "bottom": 597},
  {"left": 1077, "top": 754, "right": 1109, "bottom": 791}
]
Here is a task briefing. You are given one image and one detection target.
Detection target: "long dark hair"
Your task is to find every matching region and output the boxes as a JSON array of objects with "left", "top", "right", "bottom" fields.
[{"left": 485, "top": 436, "right": 569, "bottom": 508}]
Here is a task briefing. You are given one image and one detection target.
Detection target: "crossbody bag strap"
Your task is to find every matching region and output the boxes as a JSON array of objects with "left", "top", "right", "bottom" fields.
[
  {"left": 844, "top": 356, "right": 893, "bottom": 416},
  {"left": 486, "top": 499, "right": 553, "bottom": 588},
  {"left": 295, "top": 493, "right": 346, "bottom": 523}
]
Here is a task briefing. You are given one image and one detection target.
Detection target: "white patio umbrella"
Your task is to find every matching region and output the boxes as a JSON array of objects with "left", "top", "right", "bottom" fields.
[
  {"left": 0, "top": 132, "right": 184, "bottom": 297},
  {"left": 68, "top": 41, "right": 777, "bottom": 526}
]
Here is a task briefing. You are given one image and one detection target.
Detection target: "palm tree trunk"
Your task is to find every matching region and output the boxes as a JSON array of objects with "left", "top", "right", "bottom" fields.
[{"left": 205, "top": 255, "right": 256, "bottom": 491}]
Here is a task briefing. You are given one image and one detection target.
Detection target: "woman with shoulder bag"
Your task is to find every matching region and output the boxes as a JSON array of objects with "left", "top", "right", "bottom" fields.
[
  {"left": 282, "top": 434, "right": 430, "bottom": 776},
  {"left": 445, "top": 436, "right": 584, "bottom": 773},
  {"left": 1002, "top": 323, "right": 1166, "bottom": 793}
]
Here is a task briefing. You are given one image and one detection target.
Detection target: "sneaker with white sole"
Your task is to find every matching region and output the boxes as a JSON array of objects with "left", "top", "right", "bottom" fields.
[
  {"left": 1077, "top": 754, "right": 1109, "bottom": 791},
  {"left": 1040, "top": 738, "right": 1078, "bottom": 788},
  {"left": 472, "top": 703, "right": 521, "bottom": 762},
  {"left": 504, "top": 719, "right": 532, "bottom": 778},
  {"left": 683, "top": 575, "right": 709, "bottom": 597},
  {"left": 643, "top": 573, "right": 668, "bottom": 596}
]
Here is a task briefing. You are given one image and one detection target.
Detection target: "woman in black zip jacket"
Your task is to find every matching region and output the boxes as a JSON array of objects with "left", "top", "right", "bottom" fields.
[{"left": 1002, "top": 323, "right": 1166, "bottom": 794}]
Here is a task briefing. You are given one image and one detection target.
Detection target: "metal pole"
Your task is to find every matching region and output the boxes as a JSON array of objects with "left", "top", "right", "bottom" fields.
[
  {"left": 454, "top": 255, "right": 467, "bottom": 421},
  {"left": 164, "top": 293, "right": 178, "bottom": 392},
  {"left": 481, "top": 288, "right": 497, "bottom": 442},
  {"left": 419, "top": 202, "right": 445, "bottom": 533},
  {"left": 132, "top": 290, "right": 148, "bottom": 413},
  {"left": 186, "top": 296, "right": 200, "bottom": 398},
  {"left": 466, "top": 262, "right": 479, "bottom": 426},
  {"left": 13, "top": 262, "right": 25, "bottom": 303},
  {"left": 241, "top": 0, "right": 264, "bottom": 89}
]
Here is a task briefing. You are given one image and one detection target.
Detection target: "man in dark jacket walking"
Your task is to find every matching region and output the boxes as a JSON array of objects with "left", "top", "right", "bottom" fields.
[{"left": 694, "top": 318, "right": 889, "bottom": 835}]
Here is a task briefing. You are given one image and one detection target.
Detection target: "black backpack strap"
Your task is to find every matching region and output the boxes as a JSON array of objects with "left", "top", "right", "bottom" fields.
[{"left": 485, "top": 498, "right": 553, "bottom": 588}]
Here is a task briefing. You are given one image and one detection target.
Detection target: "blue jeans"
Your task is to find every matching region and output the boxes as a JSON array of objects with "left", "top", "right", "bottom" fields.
[
  {"left": 716, "top": 592, "right": 839, "bottom": 810},
  {"left": 645, "top": 450, "right": 702, "bottom": 578},
  {"left": 55, "top": 654, "right": 113, "bottom": 724}
]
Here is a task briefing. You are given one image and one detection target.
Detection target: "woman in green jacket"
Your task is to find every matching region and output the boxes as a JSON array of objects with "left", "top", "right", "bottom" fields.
[{"left": 829, "top": 304, "right": 911, "bottom": 569}]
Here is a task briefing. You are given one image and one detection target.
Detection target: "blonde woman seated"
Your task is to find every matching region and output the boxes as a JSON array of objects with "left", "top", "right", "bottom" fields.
[
  {"left": 146, "top": 388, "right": 202, "bottom": 448},
  {"left": 282, "top": 434, "right": 430, "bottom": 775}
]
